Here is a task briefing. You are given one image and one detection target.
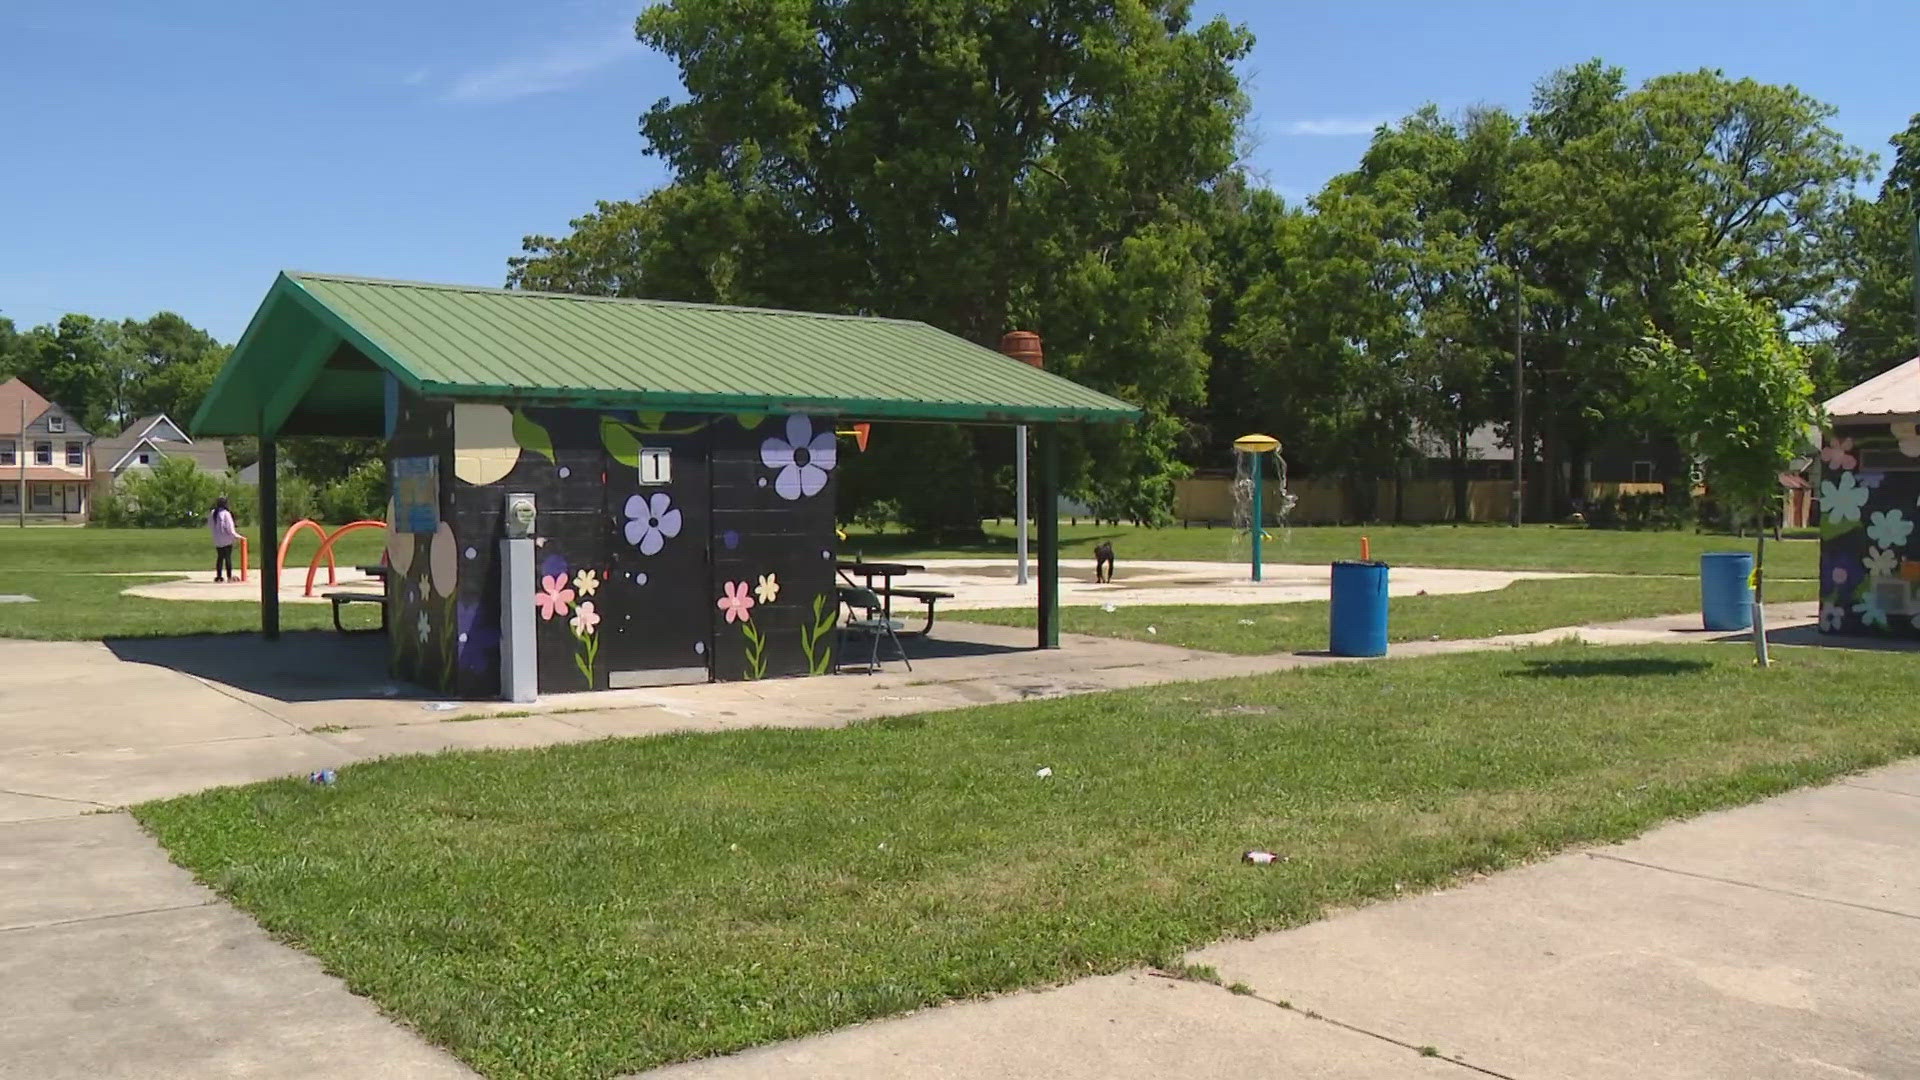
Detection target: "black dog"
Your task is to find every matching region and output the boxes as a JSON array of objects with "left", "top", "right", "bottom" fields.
[{"left": 1093, "top": 542, "right": 1115, "bottom": 584}]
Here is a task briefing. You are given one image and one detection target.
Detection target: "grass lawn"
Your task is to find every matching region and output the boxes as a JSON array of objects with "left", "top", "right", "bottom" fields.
[
  {"left": 842, "top": 521, "right": 1818, "bottom": 578},
  {"left": 950, "top": 575, "right": 1821, "bottom": 655},
  {"left": 0, "top": 573, "right": 379, "bottom": 639},
  {"left": 138, "top": 642, "right": 1917, "bottom": 1079},
  {"left": 0, "top": 525, "right": 386, "bottom": 573}
]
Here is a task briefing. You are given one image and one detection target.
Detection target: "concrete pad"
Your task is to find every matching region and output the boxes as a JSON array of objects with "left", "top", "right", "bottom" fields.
[
  {"left": 1603, "top": 779, "right": 1920, "bottom": 918},
  {"left": 0, "top": 640, "right": 296, "bottom": 755},
  {"left": 636, "top": 971, "right": 1464, "bottom": 1080},
  {"left": 0, "top": 787, "right": 96, "bottom": 822},
  {"left": 0, "top": 901, "right": 472, "bottom": 1079},
  {"left": 1193, "top": 853, "right": 1920, "bottom": 1080},
  {"left": 0, "top": 813, "right": 212, "bottom": 931},
  {"left": 323, "top": 715, "right": 605, "bottom": 759},
  {"left": 0, "top": 731, "right": 348, "bottom": 808},
  {"left": 1843, "top": 759, "right": 1920, "bottom": 798}
]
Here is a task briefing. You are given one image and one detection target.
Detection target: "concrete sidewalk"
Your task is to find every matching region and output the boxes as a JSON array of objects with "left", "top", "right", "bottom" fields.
[{"left": 644, "top": 760, "right": 1920, "bottom": 1079}]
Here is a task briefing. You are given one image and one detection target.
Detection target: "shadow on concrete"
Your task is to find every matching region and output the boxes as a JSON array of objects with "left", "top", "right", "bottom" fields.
[
  {"left": 1706, "top": 624, "right": 1920, "bottom": 653},
  {"left": 1513, "top": 656, "right": 1713, "bottom": 679},
  {"left": 103, "top": 632, "right": 419, "bottom": 703}
]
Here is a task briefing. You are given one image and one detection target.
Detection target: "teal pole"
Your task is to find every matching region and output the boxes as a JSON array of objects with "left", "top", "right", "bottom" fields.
[{"left": 1249, "top": 451, "right": 1263, "bottom": 582}]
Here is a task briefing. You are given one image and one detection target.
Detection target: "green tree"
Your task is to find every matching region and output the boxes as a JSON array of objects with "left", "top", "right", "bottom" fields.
[
  {"left": 9, "top": 315, "right": 131, "bottom": 430},
  {"left": 1834, "top": 114, "right": 1919, "bottom": 394},
  {"left": 517, "top": 0, "right": 1253, "bottom": 531},
  {"left": 122, "top": 312, "right": 230, "bottom": 424},
  {"left": 1634, "top": 273, "right": 1819, "bottom": 663}
]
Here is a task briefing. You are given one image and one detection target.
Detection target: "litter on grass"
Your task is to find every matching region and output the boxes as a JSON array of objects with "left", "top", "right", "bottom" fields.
[
  {"left": 1242, "top": 850, "right": 1288, "bottom": 865},
  {"left": 1101, "top": 603, "right": 1117, "bottom": 613},
  {"left": 307, "top": 769, "right": 337, "bottom": 786},
  {"left": 1035, "top": 767, "right": 1053, "bottom": 778}
]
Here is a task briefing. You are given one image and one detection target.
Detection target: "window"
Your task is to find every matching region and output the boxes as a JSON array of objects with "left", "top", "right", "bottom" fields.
[
  {"left": 29, "top": 484, "right": 52, "bottom": 510},
  {"left": 46, "top": 415, "right": 64, "bottom": 433},
  {"left": 33, "top": 441, "right": 52, "bottom": 466},
  {"left": 639, "top": 447, "right": 672, "bottom": 485},
  {"left": 136, "top": 452, "right": 151, "bottom": 465},
  {"left": 0, "top": 440, "right": 12, "bottom": 466},
  {"left": 65, "top": 441, "right": 83, "bottom": 467},
  {"left": 0, "top": 484, "right": 15, "bottom": 507},
  {"left": 1631, "top": 460, "right": 1655, "bottom": 483}
]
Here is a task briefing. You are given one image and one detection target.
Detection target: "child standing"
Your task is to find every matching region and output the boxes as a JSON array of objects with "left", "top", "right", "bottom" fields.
[{"left": 209, "top": 496, "right": 239, "bottom": 582}]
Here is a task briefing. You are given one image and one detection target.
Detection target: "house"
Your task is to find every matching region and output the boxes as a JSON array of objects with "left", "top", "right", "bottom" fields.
[
  {"left": 90, "top": 414, "right": 229, "bottom": 505},
  {"left": 1816, "top": 355, "right": 1920, "bottom": 638},
  {"left": 0, "top": 377, "right": 94, "bottom": 521},
  {"left": 191, "top": 272, "right": 1137, "bottom": 698}
]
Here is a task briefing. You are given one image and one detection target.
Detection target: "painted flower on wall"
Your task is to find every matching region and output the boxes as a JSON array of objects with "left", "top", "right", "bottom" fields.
[
  {"left": 1866, "top": 509, "right": 1914, "bottom": 550},
  {"left": 1819, "top": 435, "right": 1857, "bottom": 471},
  {"left": 1820, "top": 603, "right": 1847, "bottom": 631},
  {"left": 761, "top": 414, "right": 837, "bottom": 500},
  {"left": 1864, "top": 546, "right": 1899, "bottom": 579},
  {"left": 536, "top": 574, "right": 575, "bottom": 620},
  {"left": 623, "top": 492, "right": 683, "bottom": 555},
  {"left": 430, "top": 522, "right": 459, "bottom": 598},
  {"left": 573, "top": 568, "right": 600, "bottom": 597},
  {"left": 754, "top": 572, "right": 781, "bottom": 604},
  {"left": 416, "top": 609, "right": 431, "bottom": 643},
  {"left": 570, "top": 600, "right": 601, "bottom": 637},
  {"left": 717, "top": 580, "right": 755, "bottom": 623},
  {"left": 455, "top": 600, "right": 499, "bottom": 674},
  {"left": 1824, "top": 555, "right": 1851, "bottom": 590},
  {"left": 1817, "top": 472, "right": 1869, "bottom": 523},
  {"left": 1854, "top": 590, "right": 1890, "bottom": 628}
]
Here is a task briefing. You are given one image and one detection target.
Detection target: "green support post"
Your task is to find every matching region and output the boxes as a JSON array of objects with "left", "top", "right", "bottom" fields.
[
  {"left": 1036, "top": 424, "right": 1060, "bottom": 649},
  {"left": 259, "top": 432, "right": 279, "bottom": 641}
]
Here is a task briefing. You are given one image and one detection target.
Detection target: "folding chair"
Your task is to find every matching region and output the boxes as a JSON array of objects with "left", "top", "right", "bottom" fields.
[{"left": 835, "top": 585, "right": 911, "bottom": 673}]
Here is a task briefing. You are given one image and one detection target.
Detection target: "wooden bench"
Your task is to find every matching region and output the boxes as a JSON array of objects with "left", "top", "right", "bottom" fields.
[
  {"left": 872, "top": 586, "right": 956, "bottom": 637},
  {"left": 324, "top": 591, "right": 386, "bottom": 634}
]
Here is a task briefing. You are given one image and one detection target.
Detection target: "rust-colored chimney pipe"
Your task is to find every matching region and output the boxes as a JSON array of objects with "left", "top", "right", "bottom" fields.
[{"left": 999, "top": 331, "right": 1043, "bottom": 368}]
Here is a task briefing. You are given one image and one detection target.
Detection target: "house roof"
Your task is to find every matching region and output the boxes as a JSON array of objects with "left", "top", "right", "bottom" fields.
[
  {"left": 0, "top": 378, "right": 51, "bottom": 436},
  {"left": 1826, "top": 356, "right": 1920, "bottom": 421},
  {"left": 12, "top": 467, "right": 90, "bottom": 482},
  {"left": 97, "top": 435, "right": 229, "bottom": 474},
  {"left": 191, "top": 272, "right": 1141, "bottom": 437}
]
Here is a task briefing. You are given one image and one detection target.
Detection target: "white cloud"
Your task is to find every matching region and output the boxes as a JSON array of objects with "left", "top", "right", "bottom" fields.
[
  {"left": 1273, "top": 117, "right": 1386, "bottom": 137},
  {"left": 442, "top": 33, "right": 632, "bottom": 105}
]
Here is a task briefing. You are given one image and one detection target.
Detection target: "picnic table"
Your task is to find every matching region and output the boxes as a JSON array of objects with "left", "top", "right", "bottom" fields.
[
  {"left": 835, "top": 560, "right": 954, "bottom": 637},
  {"left": 323, "top": 564, "right": 393, "bottom": 634}
]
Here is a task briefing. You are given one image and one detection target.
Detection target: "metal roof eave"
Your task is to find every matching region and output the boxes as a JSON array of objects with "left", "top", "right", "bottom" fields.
[{"left": 413, "top": 380, "right": 1142, "bottom": 425}]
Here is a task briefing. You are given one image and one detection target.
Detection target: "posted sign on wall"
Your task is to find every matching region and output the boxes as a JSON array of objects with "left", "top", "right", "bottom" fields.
[{"left": 393, "top": 455, "right": 440, "bottom": 533}]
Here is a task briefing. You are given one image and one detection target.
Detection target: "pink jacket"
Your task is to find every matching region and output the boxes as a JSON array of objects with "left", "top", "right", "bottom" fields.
[{"left": 210, "top": 508, "right": 239, "bottom": 547}]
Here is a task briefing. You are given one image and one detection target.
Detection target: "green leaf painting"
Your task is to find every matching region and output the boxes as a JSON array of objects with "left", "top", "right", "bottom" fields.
[
  {"left": 512, "top": 409, "right": 555, "bottom": 463},
  {"left": 601, "top": 415, "right": 643, "bottom": 468}
]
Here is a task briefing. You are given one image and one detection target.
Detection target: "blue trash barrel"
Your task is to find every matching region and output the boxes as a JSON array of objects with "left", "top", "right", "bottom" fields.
[
  {"left": 1329, "top": 560, "right": 1389, "bottom": 657},
  {"left": 1700, "top": 551, "right": 1754, "bottom": 631}
]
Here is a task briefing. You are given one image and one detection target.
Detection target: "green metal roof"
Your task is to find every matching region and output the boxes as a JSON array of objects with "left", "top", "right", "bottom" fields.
[{"left": 191, "top": 272, "right": 1139, "bottom": 436}]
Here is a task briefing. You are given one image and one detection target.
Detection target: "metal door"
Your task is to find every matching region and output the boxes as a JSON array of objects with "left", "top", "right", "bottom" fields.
[{"left": 598, "top": 418, "right": 712, "bottom": 686}]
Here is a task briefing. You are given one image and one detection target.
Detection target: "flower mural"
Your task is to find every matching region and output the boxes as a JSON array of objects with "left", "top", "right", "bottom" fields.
[
  {"left": 754, "top": 572, "right": 781, "bottom": 604},
  {"left": 1864, "top": 546, "right": 1899, "bottom": 579},
  {"left": 717, "top": 580, "right": 766, "bottom": 679},
  {"left": 717, "top": 580, "right": 755, "bottom": 623},
  {"left": 1854, "top": 590, "right": 1890, "bottom": 628},
  {"left": 1820, "top": 435, "right": 1857, "bottom": 471},
  {"left": 455, "top": 599, "right": 499, "bottom": 675},
  {"left": 416, "top": 609, "right": 431, "bottom": 643},
  {"left": 1820, "top": 603, "right": 1847, "bottom": 631},
  {"left": 761, "top": 414, "right": 837, "bottom": 500},
  {"left": 623, "top": 492, "right": 683, "bottom": 555},
  {"left": 1818, "top": 472, "right": 1869, "bottom": 523},
  {"left": 570, "top": 599, "right": 601, "bottom": 684},
  {"left": 573, "top": 568, "right": 600, "bottom": 597},
  {"left": 1867, "top": 509, "right": 1914, "bottom": 550},
  {"left": 537, "top": 574, "right": 576, "bottom": 620},
  {"left": 570, "top": 600, "right": 601, "bottom": 637},
  {"left": 430, "top": 522, "right": 459, "bottom": 598}
]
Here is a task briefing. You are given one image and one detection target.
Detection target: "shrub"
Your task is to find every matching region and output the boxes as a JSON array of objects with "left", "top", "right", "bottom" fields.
[
  {"left": 97, "top": 457, "right": 225, "bottom": 528},
  {"left": 316, "top": 458, "right": 387, "bottom": 524}
]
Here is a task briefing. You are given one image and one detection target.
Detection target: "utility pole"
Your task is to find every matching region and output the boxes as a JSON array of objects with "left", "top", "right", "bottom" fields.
[
  {"left": 1910, "top": 205, "right": 1919, "bottom": 356},
  {"left": 16, "top": 399, "right": 24, "bottom": 528},
  {"left": 1510, "top": 277, "right": 1524, "bottom": 527}
]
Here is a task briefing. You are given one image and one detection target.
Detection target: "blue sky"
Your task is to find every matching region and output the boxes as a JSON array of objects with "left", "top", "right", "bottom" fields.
[{"left": 2, "top": 0, "right": 1915, "bottom": 343}]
